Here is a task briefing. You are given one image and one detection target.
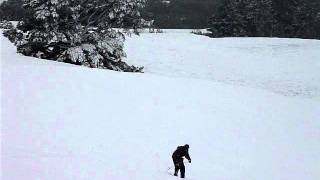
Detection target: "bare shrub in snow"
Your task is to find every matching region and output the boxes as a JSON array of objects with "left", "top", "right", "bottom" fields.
[
  {"left": 149, "top": 27, "right": 163, "bottom": 33},
  {"left": 191, "top": 29, "right": 203, "bottom": 35}
]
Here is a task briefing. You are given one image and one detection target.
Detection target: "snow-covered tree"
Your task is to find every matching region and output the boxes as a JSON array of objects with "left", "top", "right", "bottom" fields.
[
  {"left": 7, "top": 0, "right": 149, "bottom": 72},
  {"left": 0, "top": 20, "right": 14, "bottom": 29}
]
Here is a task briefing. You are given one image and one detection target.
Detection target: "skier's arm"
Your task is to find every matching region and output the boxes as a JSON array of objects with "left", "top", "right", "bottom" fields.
[{"left": 185, "top": 150, "right": 191, "bottom": 162}]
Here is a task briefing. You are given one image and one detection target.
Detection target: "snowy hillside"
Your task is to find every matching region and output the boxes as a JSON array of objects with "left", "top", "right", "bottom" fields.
[
  {"left": 2, "top": 31, "right": 320, "bottom": 180},
  {"left": 125, "top": 30, "right": 320, "bottom": 100}
]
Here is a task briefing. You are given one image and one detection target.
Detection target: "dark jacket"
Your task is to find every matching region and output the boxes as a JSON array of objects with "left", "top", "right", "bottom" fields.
[{"left": 172, "top": 146, "right": 191, "bottom": 162}]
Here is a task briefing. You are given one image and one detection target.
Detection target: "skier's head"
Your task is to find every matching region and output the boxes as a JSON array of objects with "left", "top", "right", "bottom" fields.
[{"left": 184, "top": 144, "right": 190, "bottom": 149}]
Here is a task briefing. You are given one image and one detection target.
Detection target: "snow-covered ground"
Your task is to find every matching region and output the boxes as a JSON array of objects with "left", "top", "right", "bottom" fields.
[
  {"left": 125, "top": 30, "right": 320, "bottom": 100},
  {"left": 1, "top": 30, "right": 320, "bottom": 180}
]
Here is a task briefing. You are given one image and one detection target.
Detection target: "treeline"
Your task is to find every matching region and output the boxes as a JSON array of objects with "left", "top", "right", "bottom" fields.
[
  {"left": 0, "top": 0, "right": 220, "bottom": 29},
  {"left": 208, "top": 0, "right": 320, "bottom": 39},
  {"left": 1, "top": 0, "right": 320, "bottom": 39},
  {"left": 143, "top": 0, "right": 221, "bottom": 29}
]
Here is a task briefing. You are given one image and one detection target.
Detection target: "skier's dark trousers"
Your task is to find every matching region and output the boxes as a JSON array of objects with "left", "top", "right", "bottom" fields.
[{"left": 172, "top": 144, "right": 191, "bottom": 178}]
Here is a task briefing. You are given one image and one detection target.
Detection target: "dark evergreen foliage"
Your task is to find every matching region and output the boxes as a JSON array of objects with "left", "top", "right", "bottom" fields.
[
  {"left": 142, "top": 0, "right": 221, "bottom": 29},
  {"left": 1, "top": 0, "right": 319, "bottom": 39},
  {"left": 0, "top": 0, "right": 27, "bottom": 21},
  {"left": 208, "top": 0, "right": 320, "bottom": 39}
]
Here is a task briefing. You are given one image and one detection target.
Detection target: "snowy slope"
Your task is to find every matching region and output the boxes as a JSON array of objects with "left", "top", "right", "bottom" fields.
[
  {"left": 125, "top": 30, "right": 320, "bottom": 100},
  {"left": 2, "top": 31, "right": 320, "bottom": 180}
]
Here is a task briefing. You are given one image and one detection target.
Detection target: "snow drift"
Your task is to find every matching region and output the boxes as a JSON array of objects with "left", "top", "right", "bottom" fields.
[{"left": 1, "top": 31, "right": 320, "bottom": 180}]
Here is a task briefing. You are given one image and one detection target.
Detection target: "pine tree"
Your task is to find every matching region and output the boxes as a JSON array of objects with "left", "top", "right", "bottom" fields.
[
  {"left": 272, "top": 0, "right": 319, "bottom": 39},
  {"left": 208, "top": 0, "right": 320, "bottom": 39},
  {"left": 7, "top": 0, "right": 149, "bottom": 72},
  {"left": 209, "top": 0, "right": 273, "bottom": 37}
]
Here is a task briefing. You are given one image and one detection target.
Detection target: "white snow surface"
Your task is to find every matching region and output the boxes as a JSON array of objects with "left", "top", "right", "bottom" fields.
[
  {"left": 1, "top": 30, "right": 320, "bottom": 180},
  {"left": 125, "top": 30, "right": 320, "bottom": 100}
]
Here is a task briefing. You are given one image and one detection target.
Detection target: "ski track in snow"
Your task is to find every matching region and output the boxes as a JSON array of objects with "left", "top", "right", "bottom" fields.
[{"left": 125, "top": 30, "right": 320, "bottom": 100}]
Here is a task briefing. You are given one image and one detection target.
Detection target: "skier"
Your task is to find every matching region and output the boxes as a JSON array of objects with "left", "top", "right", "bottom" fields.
[{"left": 172, "top": 144, "right": 191, "bottom": 178}]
